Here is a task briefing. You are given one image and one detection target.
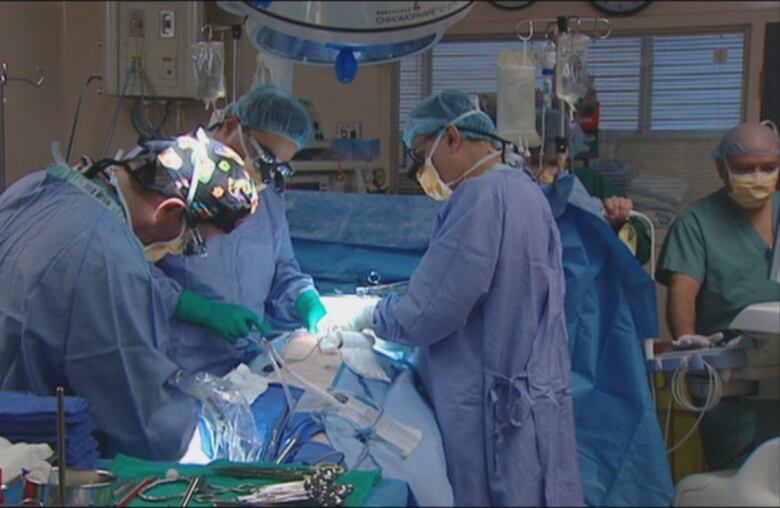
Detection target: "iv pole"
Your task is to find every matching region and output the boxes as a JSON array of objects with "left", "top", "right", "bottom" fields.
[
  {"left": 0, "top": 62, "right": 45, "bottom": 193},
  {"left": 515, "top": 16, "right": 610, "bottom": 170}
]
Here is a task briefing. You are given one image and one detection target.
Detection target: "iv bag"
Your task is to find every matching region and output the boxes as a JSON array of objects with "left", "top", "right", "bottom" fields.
[
  {"left": 252, "top": 52, "right": 294, "bottom": 93},
  {"left": 555, "top": 33, "right": 590, "bottom": 111},
  {"left": 192, "top": 41, "right": 226, "bottom": 110},
  {"left": 497, "top": 49, "right": 541, "bottom": 153}
]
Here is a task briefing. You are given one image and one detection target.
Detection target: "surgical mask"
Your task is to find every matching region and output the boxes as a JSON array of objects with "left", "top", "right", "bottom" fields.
[
  {"left": 726, "top": 164, "right": 779, "bottom": 209},
  {"left": 143, "top": 221, "right": 188, "bottom": 262},
  {"left": 416, "top": 129, "right": 451, "bottom": 201},
  {"left": 415, "top": 110, "right": 500, "bottom": 201}
]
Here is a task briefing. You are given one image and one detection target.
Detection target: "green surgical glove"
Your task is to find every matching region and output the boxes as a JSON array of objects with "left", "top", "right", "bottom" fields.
[
  {"left": 174, "top": 289, "right": 271, "bottom": 344},
  {"left": 295, "top": 289, "right": 327, "bottom": 333}
]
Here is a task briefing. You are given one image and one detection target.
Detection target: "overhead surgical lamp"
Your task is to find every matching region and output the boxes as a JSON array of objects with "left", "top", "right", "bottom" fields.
[{"left": 217, "top": 1, "right": 475, "bottom": 83}]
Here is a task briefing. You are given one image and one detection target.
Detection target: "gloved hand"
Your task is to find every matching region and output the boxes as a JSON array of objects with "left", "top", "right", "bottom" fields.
[
  {"left": 294, "top": 289, "right": 327, "bottom": 333},
  {"left": 318, "top": 295, "right": 380, "bottom": 334},
  {"left": 672, "top": 332, "right": 725, "bottom": 351},
  {"left": 174, "top": 289, "right": 271, "bottom": 344}
]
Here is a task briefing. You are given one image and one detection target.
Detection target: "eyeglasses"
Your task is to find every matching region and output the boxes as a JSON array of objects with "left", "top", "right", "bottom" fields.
[
  {"left": 246, "top": 136, "right": 295, "bottom": 191},
  {"left": 404, "top": 131, "right": 441, "bottom": 178},
  {"left": 404, "top": 126, "right": 519, "bottom": 180}
]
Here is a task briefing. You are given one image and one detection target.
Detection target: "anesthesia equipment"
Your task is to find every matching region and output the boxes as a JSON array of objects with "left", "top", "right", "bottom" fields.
[{"left": 647, "top": 301, "right": 780, "bottom": 456}]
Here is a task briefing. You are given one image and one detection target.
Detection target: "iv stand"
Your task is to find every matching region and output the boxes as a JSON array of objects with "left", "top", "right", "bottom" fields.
[
  {"left": 515, "top": 16, "right": 610, "bottom": 170},
  {"left": 0, "top": 62, "right": 45, "bottom": 193}
]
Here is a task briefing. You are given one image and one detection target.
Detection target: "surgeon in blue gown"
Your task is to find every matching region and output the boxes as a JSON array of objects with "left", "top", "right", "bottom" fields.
[
  {"left": 158, "top": 85, "right": 326, "bottom": 376},
  {"left": 0, "top": 130, "right": 261, "bottom": 459},
  {"left": 324, "top": 90, "right": 583, "bottom": 506}
]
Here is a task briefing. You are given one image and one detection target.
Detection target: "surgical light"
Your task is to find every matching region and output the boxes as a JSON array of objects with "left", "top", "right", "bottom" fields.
[{"left": 217, "top": 1, "right": 475, "bottom": 83}]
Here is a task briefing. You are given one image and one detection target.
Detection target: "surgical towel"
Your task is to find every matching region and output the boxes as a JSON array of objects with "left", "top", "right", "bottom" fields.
[
  {"left": 0, "top": 391, "right": 98, "bottom": 468},
  {"left": 0, "top": 391, "right": 92, "bottom": 422},
  {"left": 542, "top": 180, "right": 673, "bottom": 506},
  {"left": 107, "top": 454, "right": 381, "bottom": 507}
]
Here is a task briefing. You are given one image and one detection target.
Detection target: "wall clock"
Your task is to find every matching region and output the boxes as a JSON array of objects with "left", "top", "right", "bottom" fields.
[
  {"left": 489, "top": 1, "right": 536, "bottom": 11},
  {"left": 591, "top": 1, "right": 652, "bottom": 16}
]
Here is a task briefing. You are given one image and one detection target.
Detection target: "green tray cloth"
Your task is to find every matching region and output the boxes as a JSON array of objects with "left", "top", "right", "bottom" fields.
[{"left": 108, "top": 454, "right": 381, "bottom": 507}]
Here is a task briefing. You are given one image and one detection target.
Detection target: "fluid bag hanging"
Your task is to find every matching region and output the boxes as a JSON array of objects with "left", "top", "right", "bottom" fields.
[
  {"left": 192, "top": 41, "right": 227, "bottom": 110},
  {"left": 252, "top": 52, "right": 294, "bottom": 93},
  {"left": 497, "top": 49, "right": 541, "bottom": 153},
  {"left": 555, "top": 33, "right": 590, "bottom": 112}
]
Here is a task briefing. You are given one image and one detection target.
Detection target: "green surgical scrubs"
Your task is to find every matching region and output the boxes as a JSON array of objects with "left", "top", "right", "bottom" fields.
[
  {"left": 656, "top": 188, "right": 780, "bottom": 470},
  {"left": 656, "top": 188, "right": 780, "bottom": 335}
]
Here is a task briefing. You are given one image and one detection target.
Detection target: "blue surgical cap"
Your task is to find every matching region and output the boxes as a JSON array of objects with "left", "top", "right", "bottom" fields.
[
  {"left": 221, "top": 85, "right": 313, "bottom": 149},
  {"left": 711, "top": 121, "right": 780, "bottom": 161},
  {"left": 403, "top": 89, "right": 497, "bottom": 147}
]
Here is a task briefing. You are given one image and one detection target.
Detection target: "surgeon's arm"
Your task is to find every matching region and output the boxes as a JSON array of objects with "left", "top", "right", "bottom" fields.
[
  {"left": 666, "top": 273, "right": 701, "bottom": 338},
  {"left": 62, "top": 232, "right": 199, "bottom": 460},
  {"left": 265, "top": 192, "right": 318, "bottom": 327},
  {"left": 656, "top": 208, "right": 706, "bottom": 338},
  {"left": 374, "top": 182, "right": 502, "bottom": 347}
]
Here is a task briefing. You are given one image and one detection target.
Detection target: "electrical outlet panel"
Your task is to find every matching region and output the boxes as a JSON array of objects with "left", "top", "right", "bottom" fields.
[
  {"left": 105, "top": 2, "right": 204, "bottom": 98},
  {"left": 336, "top": 122, "right": 362, "bottom": 139}
]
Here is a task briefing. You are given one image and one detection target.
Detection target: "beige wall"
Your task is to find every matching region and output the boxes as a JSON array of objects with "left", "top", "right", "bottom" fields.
[
  {"left": 0, "top": 2, "right": 64, "bottom": 185},
  {"left": 2, "top": 1, "right": 777, "bottom": 190}
]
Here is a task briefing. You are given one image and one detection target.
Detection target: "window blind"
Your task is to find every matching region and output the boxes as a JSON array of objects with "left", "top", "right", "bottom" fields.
[
  {"left": 588, "top": 37, "right": 642, "bottom": 130},
  {"left": 651, "top": 33, "right": 744, "bottom": 130}
]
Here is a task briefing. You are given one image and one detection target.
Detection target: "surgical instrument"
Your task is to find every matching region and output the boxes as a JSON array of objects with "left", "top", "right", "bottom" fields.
[
  {"left": 274, "top": 436, "right": 298, "bottom": 464},
  {"left": 355, "top": 280, "right": 409, "bottom": 298},
  {"left": 214, "top": 464, "right": 345, "bottom": 483},
  {"left": 115, "top": 475, "right": 156, "bottom": 507},
  {"left": 179, "top": 474, "right": 204, "bottom": 507},
  {"left": 110, "top": 480, "right": 134, "bottom": 500}
]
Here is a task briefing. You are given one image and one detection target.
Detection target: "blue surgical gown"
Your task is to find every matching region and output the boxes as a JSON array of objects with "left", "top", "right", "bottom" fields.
[
  {"left": 157, "top": 187, "right": 315, "bottom": 375},
  {"left": 0, "top": 165, "right": 198, "bottom": 460},
  {"left": 373, "top": 165, "right": 583, "bottom": 506}
]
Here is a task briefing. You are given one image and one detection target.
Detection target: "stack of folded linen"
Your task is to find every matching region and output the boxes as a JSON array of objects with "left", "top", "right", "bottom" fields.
[{"left": 0, "top": 391, "right": 98, "bottom": 468}]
